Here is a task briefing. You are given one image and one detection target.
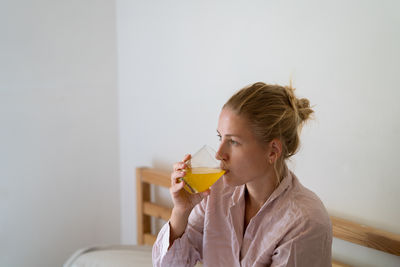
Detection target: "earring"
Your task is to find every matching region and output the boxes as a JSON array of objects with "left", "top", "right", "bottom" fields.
[{"left": 269, "top": 159, "right": 273, "bottom": 164}]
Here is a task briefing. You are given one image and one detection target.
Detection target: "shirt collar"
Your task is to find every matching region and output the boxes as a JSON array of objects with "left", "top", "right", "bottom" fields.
[
  {"left": 264, "top": 167, "right": 293, "bottom": 206},
  {"left": 230, "top": 184, "right": 245, "bottom": 207},
  {"left": 229, "top": 167, "right": 293, "bottom": 208}
]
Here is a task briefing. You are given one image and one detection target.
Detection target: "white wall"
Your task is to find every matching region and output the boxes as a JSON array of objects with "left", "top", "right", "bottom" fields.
[
  {"left": 0, "top": 1, "right": 120, "bottom": 266},
  {"left": 118, "top": 0, "right": 400, "bottom": 266}
]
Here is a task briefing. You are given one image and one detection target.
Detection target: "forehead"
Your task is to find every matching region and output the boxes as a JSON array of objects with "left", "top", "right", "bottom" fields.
[{"left": 217, "top": 108, "right": 253, "bottom": 137}]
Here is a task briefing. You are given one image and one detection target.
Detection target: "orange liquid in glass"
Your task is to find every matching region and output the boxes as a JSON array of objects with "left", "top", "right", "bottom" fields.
[{"left": 183, "top": 167, "right": 225, "bottom": 194}]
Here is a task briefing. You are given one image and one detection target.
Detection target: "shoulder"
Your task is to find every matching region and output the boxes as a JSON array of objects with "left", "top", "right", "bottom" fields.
[
  {"left": 271, "top": 174, "right": 333, "bottom": 265},
  {"left": 281, "top": 172, "right": 332, "bottom": 235}
]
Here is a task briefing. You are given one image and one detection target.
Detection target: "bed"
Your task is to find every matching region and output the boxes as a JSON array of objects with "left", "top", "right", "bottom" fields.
[{"left": 64, "top": 167, "right": 400, "bottom": 267}]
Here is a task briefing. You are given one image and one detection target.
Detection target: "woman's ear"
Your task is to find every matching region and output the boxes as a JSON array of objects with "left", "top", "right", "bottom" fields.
[{"left": 268, "top": 138, "right": 282, "bottom": 164}]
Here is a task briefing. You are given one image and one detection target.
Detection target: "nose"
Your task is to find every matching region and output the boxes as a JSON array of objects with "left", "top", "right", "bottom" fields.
[{"left": 215, "top": 142, "right": 228, "bottom": 162}]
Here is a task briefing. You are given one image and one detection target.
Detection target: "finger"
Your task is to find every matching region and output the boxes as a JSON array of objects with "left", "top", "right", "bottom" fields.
[
  {"left": 172, "top": 154, "right": 191, "bottom": 171},
  {"left": 191, "top": 191, "right": 205, "bottom": 204},
  {"left": 182, "top": 154, "right": 191, "bottom": 162},
  {"left": 171, "top": 170, "right": 186, "bottom": 185},
  {"left": 170, "top": 179, "right": 185, "bottom": 194},
  {"left": 189, "top": 189, "right": 210, "bottom": 205},
  {"left": 173, "top": 162, "right": 187, "bottom": 171},
  {"left": 202, "top": 189, "right": 211, "bottom": 197},
  {"left": 197, "top": 189, "right": 210, "bottom": 199},
  {"left": 171, "top": 170, "right": 186, "bottom": 180}
]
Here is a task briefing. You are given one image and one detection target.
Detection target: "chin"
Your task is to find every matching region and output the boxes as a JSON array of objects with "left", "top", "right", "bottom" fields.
[{"left": 223, "top": 172, "right": 242, "bottom": 187}]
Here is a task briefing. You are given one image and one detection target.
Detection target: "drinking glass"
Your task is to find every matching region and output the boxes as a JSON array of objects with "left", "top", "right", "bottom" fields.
[{"left": 180, "top": 145, "right": 225, "bottom": 194}]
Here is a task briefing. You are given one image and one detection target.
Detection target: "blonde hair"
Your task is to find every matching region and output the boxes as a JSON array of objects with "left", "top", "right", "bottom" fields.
[{"left": 223, "top": 82, "right": 314, "bottom": 183}]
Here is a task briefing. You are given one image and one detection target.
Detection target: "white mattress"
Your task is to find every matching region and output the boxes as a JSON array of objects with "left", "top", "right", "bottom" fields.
[{"left": 64, "top": 245, "right": 153, "bottom": 267}]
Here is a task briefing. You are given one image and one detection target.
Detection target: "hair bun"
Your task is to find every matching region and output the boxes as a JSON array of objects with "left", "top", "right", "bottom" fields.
[
  {"left": 284, "top": 85, "right": 314, "bottom": 123},
  {"left": 296, "top": 98, "right": 313, "bottom": 122}
]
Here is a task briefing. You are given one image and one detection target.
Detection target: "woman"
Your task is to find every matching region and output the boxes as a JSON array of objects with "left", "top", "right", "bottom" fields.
[{"left": 152, "top": 82, "right": 332, "bottom": 266}]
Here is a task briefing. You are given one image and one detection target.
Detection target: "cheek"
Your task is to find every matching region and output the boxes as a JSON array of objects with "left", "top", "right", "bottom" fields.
[
  {"left": 230, "top": 151, "right": 268, "bottom": 178},
  {"left": 228, "top": 157, "right": 253, "bottom": 181}
]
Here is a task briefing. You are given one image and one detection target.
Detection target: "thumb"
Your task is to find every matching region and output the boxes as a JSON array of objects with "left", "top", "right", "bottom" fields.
[{"left": 202, "top": 189, "right": 211, "bottom": 197}]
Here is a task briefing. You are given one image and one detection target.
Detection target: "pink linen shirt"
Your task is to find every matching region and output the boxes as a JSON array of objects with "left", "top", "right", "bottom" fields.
[{"left": 152, "top": 170, "right": 332, "bottom": 267}]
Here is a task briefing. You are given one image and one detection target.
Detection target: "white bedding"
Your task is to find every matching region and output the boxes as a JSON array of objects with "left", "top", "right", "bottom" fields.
[{"left": 64, "top": 245, "right": 153, "bottom": 267}]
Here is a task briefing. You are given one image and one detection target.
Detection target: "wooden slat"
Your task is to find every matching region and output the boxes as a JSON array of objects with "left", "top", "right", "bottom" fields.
[
  {"left": 144, "top": 201, "right": 172, "bottom": 221},
  {"left": 140, "top": 167, "right": 170, "bottom": 188},
  {"left": 331, "top": 216, "right": 400, "bottom": 256},
  {"left": 136, "top": 168, "right": 144, "bottom": 245},
  {"left": 332, "top": 259, "right": 352, "bottom": 267},
  {"left": 144, "top": 233, "right": 157, "bottom": 246},
  {"left": 136, "top": 168, "right": 151, "bottom": 245}
]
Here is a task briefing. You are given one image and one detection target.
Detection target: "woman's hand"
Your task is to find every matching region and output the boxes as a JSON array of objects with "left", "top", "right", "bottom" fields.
[
  {"left": 170, "top": 154, "right": 210, "bottom": 214},
  {"left": 169, "top": 154, "right": 210, "bottom": 245}
]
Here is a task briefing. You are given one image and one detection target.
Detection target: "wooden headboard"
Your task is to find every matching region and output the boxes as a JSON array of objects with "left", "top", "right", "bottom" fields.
[{"left": 136, "top": 167, "right": 400, "bottom": 266}]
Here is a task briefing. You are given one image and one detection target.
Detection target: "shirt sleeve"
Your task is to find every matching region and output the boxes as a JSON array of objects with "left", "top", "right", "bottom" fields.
[
  {"left": 270, "top": 219, "right": 332, "bottom": 267},
  {"left": 152, "top": 197, "right": 207, "bottom": 267}
]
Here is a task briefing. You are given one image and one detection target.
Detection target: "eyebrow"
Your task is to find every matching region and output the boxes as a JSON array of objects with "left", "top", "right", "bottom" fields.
[{"left": 216, "top": 130, "right": 242, "bottom": 138}]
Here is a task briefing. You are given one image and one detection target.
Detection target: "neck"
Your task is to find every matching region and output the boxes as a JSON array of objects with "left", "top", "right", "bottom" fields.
[{"left": 245, "top": 169, "right": 278, "bottom": 209}]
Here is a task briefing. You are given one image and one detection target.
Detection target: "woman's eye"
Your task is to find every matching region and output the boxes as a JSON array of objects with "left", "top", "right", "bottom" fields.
[
  {"left": 229, "top": 140, "right": 238, "bottom": 145},
  {"left": 217, "top": 135, "right": 238, "bottom": 145}
]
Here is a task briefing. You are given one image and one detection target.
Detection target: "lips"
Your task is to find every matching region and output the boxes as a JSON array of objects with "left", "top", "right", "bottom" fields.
[{"left": 220, "top": 165, "right": 229, "bottom": 174}]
